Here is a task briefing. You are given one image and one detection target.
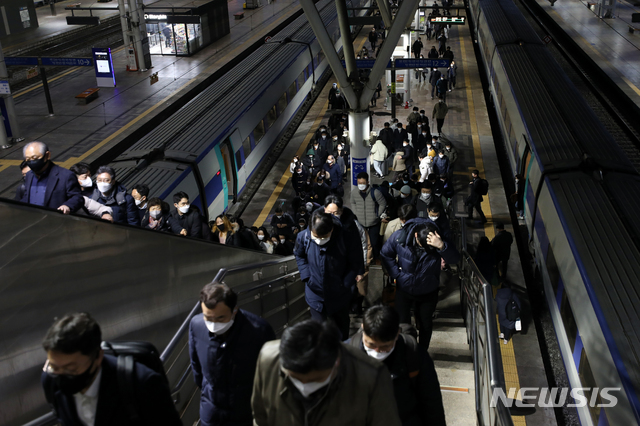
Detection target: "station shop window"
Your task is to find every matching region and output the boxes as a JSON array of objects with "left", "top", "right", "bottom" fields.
[
  {"left": 235, "top": 149, "right": 243, "bottom": 169},
  {"left": 242, "top": 135, "right": 252, "bottom": 159},
  {"left": 546, "top": 245, "right": 560, "bottom": 296},
  {"left": 578, "top": 349, "right": 601, "bottom": 424},
  {"left": 277, "top": 92, "right": 287, "bottom": 116},
  {"left": 254, "top": 121, "right": 265, "bottom": 145},
  {"left": 287, "top": 81, "right": 297, "bottom": 102},
  {"left": 560, "top": 292, "right": 578, "bottom": 352}
]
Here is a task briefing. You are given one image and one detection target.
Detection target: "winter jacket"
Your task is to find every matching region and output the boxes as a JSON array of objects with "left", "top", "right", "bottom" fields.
[
  {"left": 322, "top": 162, "right": 343, "bottom": 189},
  {"left": 379, "top": 127, "right": 394, "bottom": 153},
  {"left": 170, "top": 207, "right": 204, "bottom": 238},
  {"left": 370, "top": 140, "right": 388, "bottom": 162},
  {"left": 393, "top": 152, "right": 407, "bottom": 172},
  {"left": 444, "top": 145, "right": 458, "bottom": 165},
  {"left": 413, "top": 194, "right": 442, "bottom": 218},
  {"left": 429, "top": 70, "right": 441, "bottom": 87},
  {"left": 339, "top": 207, "right": 368, "bottom": 275},
  {"left": 270, "top": 212, "right": 295, "bottom": 237},
  {"left": 252, "top": 342, "right": 402, "bottom": 426},
  {"left": 347, "top": 329, "right": 446, "bottom": 426},
  {"left": 81, "top": 196, "right": 113, "bottom": 219},
  {"left": 189, "top": 310, "right": 275, "bottom": 426},
  {"left": 383, "top": 217, "right": 404, "bottom": 244},
  {"left": 381, "top": 218, "right": 460, "bottom": 295},
  {"left": 293, "top": 218, "right": 363, "bottom": 313},
  {"left": 350, "top": 186, "right": 387, "bottom": 227},
  {"left": 496, "top": 288, "right": 521, "bottom": 331},
  {"left": 433, "top": 155, "right": 450, "bottom": 176},
  {"left": 141, "top": 210, "right": 174, "bottom": 233},
  {"left": 21, "top": 163, "right": 84, "bottom": 213},
  {"left": 419, "top": 157, "right": 433, "bottom": 182},
  {"left": 90, "top": 183, "right": 139, "bottom": 226},
  {"left": 432, "top": 102, "right": 449, "bottom": 120}
]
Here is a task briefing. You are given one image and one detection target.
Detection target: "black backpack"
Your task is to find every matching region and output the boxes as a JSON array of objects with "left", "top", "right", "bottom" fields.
[
  {"left": 478, "top": 179, "right": 489, "bottom": 196},
  {"left": 505, "top": 294, "right": 521, "bottom": 322},
  {"left": 101, "top": 341, "right": 169, "bottom": 421}
]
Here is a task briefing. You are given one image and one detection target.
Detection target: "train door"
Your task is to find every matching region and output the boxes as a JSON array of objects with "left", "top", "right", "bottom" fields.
[{"left": 219, "top": 140, "right": 238, "bottom": 204}]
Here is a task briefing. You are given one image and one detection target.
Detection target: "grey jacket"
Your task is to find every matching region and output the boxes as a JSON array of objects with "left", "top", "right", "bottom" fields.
[{"left": 350, "top": 186, "right": 387, "bottom": 227}]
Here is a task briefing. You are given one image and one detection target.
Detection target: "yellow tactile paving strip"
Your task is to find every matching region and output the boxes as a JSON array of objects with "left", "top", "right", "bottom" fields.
[{"left": 460, "top": 31, "right": 525, "bottom": 425}]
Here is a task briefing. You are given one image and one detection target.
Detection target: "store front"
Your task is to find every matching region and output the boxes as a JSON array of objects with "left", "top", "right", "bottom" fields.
[{"left": 144, "top": 0, "right": 229, "bottom": 57}]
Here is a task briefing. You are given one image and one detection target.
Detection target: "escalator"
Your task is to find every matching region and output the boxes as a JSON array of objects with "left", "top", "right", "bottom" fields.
[{"left": 0, "top": 199, "right": 288, "bottom": 426}]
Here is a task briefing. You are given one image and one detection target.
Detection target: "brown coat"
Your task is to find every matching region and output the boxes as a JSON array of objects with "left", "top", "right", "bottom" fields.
[{"left": 252, "top": 341, "right": 402, "bottom": 426}]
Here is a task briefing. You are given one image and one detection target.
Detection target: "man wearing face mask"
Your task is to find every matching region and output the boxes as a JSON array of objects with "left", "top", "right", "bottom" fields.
[
  {"left": 169, "top": 191, "right": 204, "bottom": 238},
  {"left": 350, "top": 172, "right": 387, "bottom": 260},
  {"left": 68, "top": 162, "right": 115, "bottom": 222},
  {"left": 322, "top": 154, "right": 343, "bottom": 195},
  {"left": 293, "top": 211, "right": 363, "bottom": 339},
  {"left": 14, "top": 161, "right": 30, "bottom": 201},
  {"left": 347, "top": 306, "right": 446, "bottom": 426},
  {"left": 131, "top": 183, "right": 150, "bottom": 225},
  {"left": 252, "top": 320, "right": 401, "bottom": 426},
  {"left": 433, "top": 149, "right": 450, "bottom": 177},
  {"left": 89, "top": 166, "right": 139, "bottom": 225},
  {"left": 141, "top": 197, "right": 174, "bottom": 232},
  {"left": 190, "top": 284, "right": 275, "bottom": 426},
  {"left": 42, "top": 313, "right": 182, "bottom": 426},
  {"left": 20, "top": 141, "right": 84, "bottom": 214},
  {"left": 381, "top": 221, "right": 460, "bottom": 349}
]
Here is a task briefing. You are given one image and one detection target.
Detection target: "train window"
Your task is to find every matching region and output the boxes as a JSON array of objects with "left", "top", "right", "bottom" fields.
[
  {"left": 560, "top": 292, "right": 578, "bottom": 352},
  {"left": 579, "top": 348, "right": 602, "bottom": 424},
  {"left": 277, "top": 92, "right": 287, "bottom": 116},
  {"left": 264, "top": 106, "right": 276, "bottom": 130},
  {"left": 297, "top": 70, "right": 306, "bottom": 90},
  {"left": 253, "top": 121, "right": 265, "bottom": 145},
  {"left": 318, "top": 49, "right": 324, "bottom": 63},
  {"left": 235, "top": 149, "right": 243, "bottom": 169},
  {"left": 242, "top": 135, "right": 251, "bottom": 159},
  {"left": 546, "top": 245, "right": 561, "bottom": 296},
  {"left": 287, "top": 81, "right": 297, "bottom": 102}
]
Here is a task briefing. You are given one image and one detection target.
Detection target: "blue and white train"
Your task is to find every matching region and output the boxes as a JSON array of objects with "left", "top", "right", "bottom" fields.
[
  {"left": 469, "top": 0, "right": 640, "bottom": 424},
  {"left": 110, "top": 0, "right": 369, "bottom": 221}
]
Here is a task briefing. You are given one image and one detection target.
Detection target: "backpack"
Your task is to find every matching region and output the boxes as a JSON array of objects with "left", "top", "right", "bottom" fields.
[
  {"left": 101, "top": 341, "right": 169, "bottom": 421},
  {"left": 478, "top": 179, "right": 489, "bottom": 196},
  {"left": 505, "top": 293, "right": 521, "bottom": 322}
]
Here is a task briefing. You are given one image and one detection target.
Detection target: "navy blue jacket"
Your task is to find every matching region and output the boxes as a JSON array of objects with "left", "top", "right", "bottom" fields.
[
  {"left": 433, "top": 155, "right": 450, "bottom": 176},
  {"left": 189, "top": 310, "right": 275, "bottom": 426},
  {"left": 170, "top": 207, "right": 204, "bottom": 238},
  {"left": 496, "top": 288, "right": 521, "bottom": 331},
  {"left": 21, "top": 163, "right": 84, "bottom": 213},
  {"left": 42, "top": 354, "right": 182, "bottom": 426},
  {"left": 294, "top": 217, "right": 363, "bottom": 313},
  {"left": 322, "top": 162, "right": 343, "bottom": 189},
  {"left": 381, "top": 218, "right": 460, "bottom": 295},
  {"left": 90, "top": 184, "right": 139, "bottom": 226}
]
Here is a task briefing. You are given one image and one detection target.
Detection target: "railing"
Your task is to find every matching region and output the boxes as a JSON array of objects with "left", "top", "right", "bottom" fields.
[
  {"left": 23, "top": 255, "right": 308, "bottom": 426},
  {"left": 456, "top": 218, "right": 515, "bottom": 426}
]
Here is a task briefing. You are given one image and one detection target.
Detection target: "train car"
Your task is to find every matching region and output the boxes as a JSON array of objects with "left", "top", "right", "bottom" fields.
[
  {"left": 109, "top": 0, "right": 370, "bottom": 222},
  {"left": 469, "top": 0, "right": 640, "bottom": 424}
]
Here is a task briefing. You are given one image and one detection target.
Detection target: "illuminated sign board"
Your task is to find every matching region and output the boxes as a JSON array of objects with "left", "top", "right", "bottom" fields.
[{"left": 429, "top": 16, "right": 466, "bottom": 24}]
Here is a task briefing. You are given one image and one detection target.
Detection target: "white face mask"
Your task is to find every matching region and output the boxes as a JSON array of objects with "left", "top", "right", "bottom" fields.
[
  {"left": 515, "top": 179, "right": 520, "bottom": 184},
  {"left": 357, "top": 184, "right": 367, "bottom": 191},
  {"left": 422, "top": 133, "right": 427, "bottom": 136},
  {"left": 439, "top": 154, "right": 444, "bottom": 158},
  {"left": 364, "top": 343, "right": 395, "bottom": 361},
  {"left": 401, "top": 193, "right": 409, "bottom": 199},
  {"left": 134, "top": 198, "right": 143, "bottom": 206},
  {"left": 312, "top": 235, "right": 331, "bottom": 246},
  {"left": 429, "top": 215, "right": 439, "bottom": 221},
  {"left": 421, "top": 193, "right": 430, "bottom": 200},
  {"left": 97, "top": 182, "right": 112, "bottom": 193},
  {"left": 79, "top": 177, "right": 93, "bottom": 188},
  {"left": 287, "top": 365, "right": 335, "bottom": 398},
  {"left": 280, "top": 238, "right": 286, "bottom": 244},
  {"left": 150, "top": 210, "right": 161, "bottom": 219},
  {"left": 258, "top": 235, "right": 265, "bottom": 241},
  {"left": 204, "top": 312, "right": 236, "bottom": 335},
  {"left": 178, "top": 204, "right": 190, "bottom": 214}
]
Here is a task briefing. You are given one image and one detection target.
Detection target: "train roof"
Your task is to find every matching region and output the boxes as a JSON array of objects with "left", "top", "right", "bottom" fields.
[
  {"left": 548, "top": 172, "right": 640, "bottom": 399},
  {"left": 480, "top": 0, "right": 542, "bottom": 46}
]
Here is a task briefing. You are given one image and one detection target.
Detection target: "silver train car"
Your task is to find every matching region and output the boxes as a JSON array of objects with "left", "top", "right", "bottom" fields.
[
  {"left": 469, "top": 0, "right": 640, "bottom": 424},
  {"left": 111, "top": 0, "right": 370, "bottom": 221}
]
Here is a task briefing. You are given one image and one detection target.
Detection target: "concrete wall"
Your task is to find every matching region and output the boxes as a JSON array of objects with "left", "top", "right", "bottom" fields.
[{"left": 0, "top": 0, "right": 39, "bottom": 39}]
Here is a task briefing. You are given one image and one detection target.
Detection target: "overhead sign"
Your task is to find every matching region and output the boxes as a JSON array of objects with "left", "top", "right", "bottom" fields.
[
  {"left": 41, "top": 57, "right": 93, "bottom": 67},
  {"left": 144, "top": 14, "right": 168, "bottom": 20},
  {"left": 4, "top": 57, "right": 39, "bottom": 66},
  {"left": 394, "top": 58, "right": 450, "bottom": 68},
  {"left": 429, "top": 16, "right": 466, "bottom": 24},
  {"left": 0, "top": 81, "right": 10, "bottom": 95}
]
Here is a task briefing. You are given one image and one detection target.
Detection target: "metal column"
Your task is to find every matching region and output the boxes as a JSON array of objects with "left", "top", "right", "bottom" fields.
[
  {"left": 336, "top": 0, "right": 358, "bottom": 107},
  {"left": 127, "top": 0, "right": 151, "bottom": 71},
  {"left": 0, "top": 42, "right": 22, "bottom": 145},
  {"left": 348, "top": 111, "right": 371, "bottom": 185}
]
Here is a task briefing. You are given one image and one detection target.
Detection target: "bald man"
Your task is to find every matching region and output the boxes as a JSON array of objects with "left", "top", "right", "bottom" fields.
[{"left": 20, "top": 141, "right": 83, "bottom": 214}]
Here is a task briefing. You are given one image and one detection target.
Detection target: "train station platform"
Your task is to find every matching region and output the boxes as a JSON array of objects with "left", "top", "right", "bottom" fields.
[
  {"left": 0, "top": 0, "right": 303, "bottom": 198},
  {"left": 241, "top": 22, "right": 557, "bottom": 426},
  {"left": 532, "top": 0, "right": 640, "bottom": 108}
]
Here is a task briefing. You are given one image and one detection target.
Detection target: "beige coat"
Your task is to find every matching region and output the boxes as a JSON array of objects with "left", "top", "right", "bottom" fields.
[
  {"left": 252, "top": 341, "right": 402, "bottom": 426},
  {"left": 392, "top": 152, "right": 407, "bottom": 172},
  {"left": 370, "top": 140, "right": 388, "bottom": 162}
]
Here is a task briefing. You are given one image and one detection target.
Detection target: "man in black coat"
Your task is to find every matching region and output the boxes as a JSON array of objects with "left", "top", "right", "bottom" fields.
[
  {"left": 369, "top": 27, "right": 379, "bottom": 50},
  {"left": 393, "top": 123, "right": 409, "bottom": 152},
  {"left": 429, "top": 68, "right": 442, "bottom": 100},
  {"left": 379, "top": 122, "right": 394, "bottom": 154},
  {"left": 21, "top": 142, "right": 84, "bottom": 214},
  {"left": 347, "top": 306, "right": 446, "bottom": 426},
  {"left": 412, "top": 37, "right": 424, "bottom": 59},
  {"left": 41, "top": 313, "right": 182, "bottom": 426},
  {"left": 491, "top": 222, "right": 514, "bottom": 281},
  {"left": 466, "top": 169, "right": 487, "bottom": 223},
  {"left": 189, "top": 284, "right": 275, "bottom": 426},
  {"left": 170, "top": 191, "right": 204, "bottom": 238}
]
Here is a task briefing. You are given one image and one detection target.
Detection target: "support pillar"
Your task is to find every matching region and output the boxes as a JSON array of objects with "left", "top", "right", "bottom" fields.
[
  {"left": 348, "top": 111, "right": 371, "bottom": 186},
  {"left": 127, "top": 0, "right": 151, "bottom": 71},
  {"left": 0, "top": 42, "right": 22, "bottom": 144},
  {"left": 336, "top": 0, "right": 358, "bottom": 103}
]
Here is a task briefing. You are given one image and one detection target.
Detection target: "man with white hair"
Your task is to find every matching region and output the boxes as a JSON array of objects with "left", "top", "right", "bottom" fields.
[{"left": 20, "top": 141, "right": 83, "bottom": 214}]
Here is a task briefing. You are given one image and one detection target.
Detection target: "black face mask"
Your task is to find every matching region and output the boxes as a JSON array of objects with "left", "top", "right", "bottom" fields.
[
  {"left": 27, "top": 156, "right": 48, "bottom": 174},
  {"left": 52, "top": 358, "right": 98, "bottom": 395},
  {"left": 218, "top": 224, "right": 226, "bottom": 232}
]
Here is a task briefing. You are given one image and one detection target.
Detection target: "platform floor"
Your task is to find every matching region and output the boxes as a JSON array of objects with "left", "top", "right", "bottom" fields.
[
  {"left": 0, "top": 0, "right": 302, "bottom": 198},
  {"left": 241, "top": 23, "right": 557, "bottom": 426},
  {"left": 533, "top": 0, "right": 640, "bottom": 108}
]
